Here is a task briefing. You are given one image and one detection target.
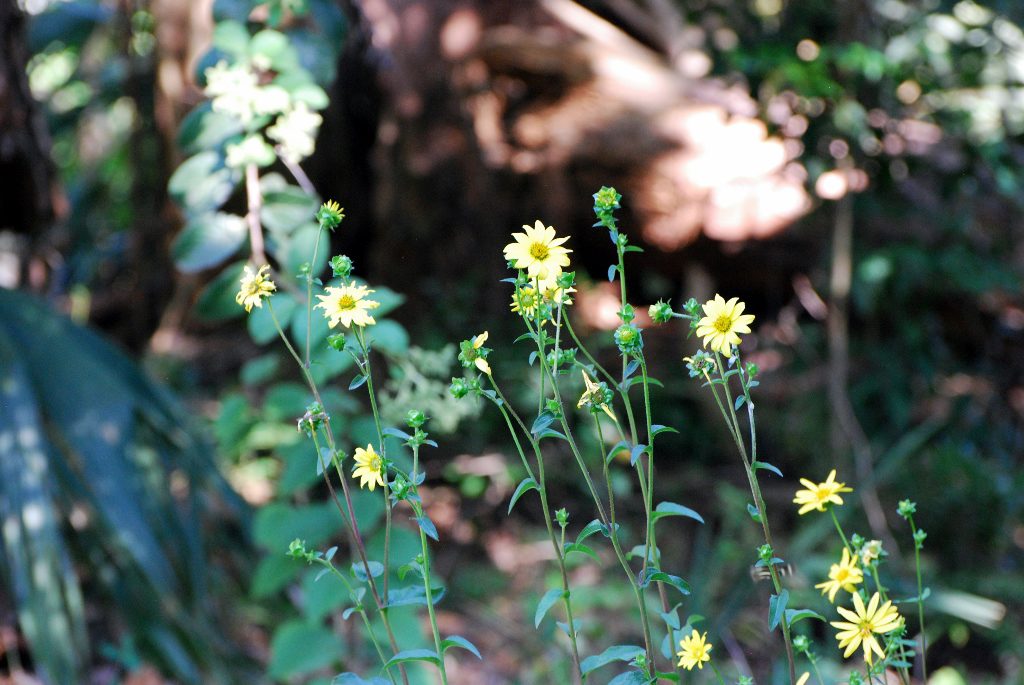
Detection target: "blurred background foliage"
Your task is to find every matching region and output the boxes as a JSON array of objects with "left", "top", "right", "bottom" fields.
[{"left": 0, "top": 0, "right": 1021, "bottom": 683}]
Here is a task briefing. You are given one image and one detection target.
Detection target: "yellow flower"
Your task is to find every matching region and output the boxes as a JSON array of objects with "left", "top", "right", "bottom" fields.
[
  {"left": 831, "top": 591, "right": 902, "bottom": 664},
  {"left": 793, "top": 469, "right": 853, "bottom": 515},
  {"left": 694, "top": 294, "right": 755, "bottom": 358},
  {"left": 502, "top": 220, "right": 572, "bottom": 280},
  {"left": 796, "top": 673, "right": 810, "bottom": 685},
  {"left": 577, "top": 370, "right": 617, "bottom": 422},
  {"left": 510, "top": 284, "right": 540, "bottom": 317},
  {"left": 472, "top": 331, "right": 491, "bottom": 375},
  {"left": 676, "top": 629, "right": 712, "bottom": 670},
  {"left": 510, "top": 275, "right": 575, "bottom": 321},
  {"left": 236, "top": 264, "right": 276, "bottom": 312},
  {"left": 815, "top": 547, "right": 864, "bottom": 603},
  {"left": 352, "top": 444, "right": 386, "bottom": 491},
  {"left": 315, "top": 281, "right": 380, "bottom": 328}
]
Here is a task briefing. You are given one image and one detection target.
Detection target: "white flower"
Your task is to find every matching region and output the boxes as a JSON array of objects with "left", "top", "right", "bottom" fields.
[{"left": 267, "top": 102, "right": 323, "bottom": 162}]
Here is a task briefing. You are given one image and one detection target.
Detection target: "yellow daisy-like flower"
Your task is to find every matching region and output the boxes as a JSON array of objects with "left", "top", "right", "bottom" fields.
[
  {"left": 510, "top": 284, "right": 540, "bottom": 317},
  {"left": 352, "top": 444, "right": 386, "bottom": 491},
  {"left": 694, "top": 294, "right": 755, "bottom": 358},
  {"left": 315, "top": 281, "right": 380, "bottom": 329},
  {"left": 831, "top": 591, "right": 902, "bottom": 664},
  {"left": 472, "top": 331, "right": 491, "bottom": 375},
  {"left": 236, "top": 264, "right": 277, "bottom": 312},
  {"left": 793, "top": 469, "right": 854, "bottom": 515},
  {"left": 815, "top": 547, "right": 864, "bottom": 603},
  {"left": 577, "top": 370, "right": 617, "bottom": 422},
  {"left": 676, "top": 629, "right": 712, "bottom": 671},
  {"left": 502, "top": 220, "right": 572, "bottom": 280}
]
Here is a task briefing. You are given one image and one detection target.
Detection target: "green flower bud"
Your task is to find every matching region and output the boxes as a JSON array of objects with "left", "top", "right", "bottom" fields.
[
  {"left": 449, "top": 377, "right": 469, "bottom": 399},
  {"left": 614, "top": 323, "right": 643, "bottom": 355},
  {"left": 406, "top": 409, "right": 427, "bottom": 428},
  {"left": 648, "top": 300, "right": 674, "bottom": 324},
  {"left": 330, "top": 254, "right": 354, "bottom": 279},
  {"left": 897, "top": 499, "right": 917, "bottom": 519},
  {"left": 327, "top": 332, "right": 346, "bottom": 351},
  {"left": 317, "top": 200, "right": 345, "bottom": 230}
]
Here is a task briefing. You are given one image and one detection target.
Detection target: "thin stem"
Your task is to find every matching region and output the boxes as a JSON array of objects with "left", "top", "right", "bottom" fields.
[
  {"left": 244, "top": 164, "right": 267, "bottom": 265},
  {"left": 564, "top": 317, "right": 640, "bottom": 444},
  {"left": 830, "top": 508, "right": 852, "bottom": 553},
  {"left": 268, "top": 304, "right": 408, "bottom": 685},
  {"left": 305, "top": 226, "right": 325, "bottom": 366},
  {"left": 488, "top": 375, "right": 583, "bottom": 684},
  {"left": 908, "top": 513, "right": 928, "bottom": 682},
  {"left": 705, "top": 353, "right": 797, "bottom": 684},
  {"left": 412, "top": 446, "right": 449, "bottom": 685}
]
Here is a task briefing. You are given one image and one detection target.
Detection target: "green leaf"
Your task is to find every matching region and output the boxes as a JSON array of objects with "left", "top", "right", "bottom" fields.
[
  {"left": 172, "top": 212, "right": 248, "bottom": 273},
  {"left": 575, "top": 519, "right": 605, "bottom": 545},
  {"left": 747, "top": 503, "right": 762, "bottom": 522},
  {"left": 268, "top": 620, "right": 344, "bottom": 679},
  {"left": 211, "top": 20, "right": 250, "bottom": 59},
  {"left": 348, "top": 374, "right": 368, "bottom": 390},
  {"left": 352, "top": 561, "right": 384, "bottom": 582},
  {"left": 629, "top": 443, "right": 648, "bottom": 466},
  {"left": 562, "top": 542, "right": 600, "bottom": 562},
  {"left": 606, "top": 439, "right": 630, "bottom": 464},
  {"left": 752, "top": 460, "right": 784, "bottom": 478},
  {"left": 253, "top": 502, "right": 341, "bottom": 551},
  {"left": 250, "top": 29, "right": 299, "bottom": 71},
  {"left": 194, "top": 259, "right": 248, "bottom": 321},
  {"left": 734, "top": 394, "right": 746, "bottom": 411},
  {"left": 177, "top": 102, "right": 244, "bottom": 155},
  {"left": 607, "top": 264, "right": 618, "bottom": 281},
  {"left": 531, "top": 411, "right": 556, "bottom": 436},
  {"left": 638, "top": 570, "right": 690, "bottom": 596},
  {"left": 580, "top": 644, "right": 645, "bottom": 675},
  {"left": 332, "top": 674, "right": 390, "bottom": 685},
  {"left": 652, "top": 501, "right": 704, "bottom": 525},
  {"left": 440, "top": 635, "right": 482, "bottom": 659},
  {"left": 508, "top": 477, "right": 538, "bottom": 514},
  {"left": 609, "top": 671, "right": 652, "bottom": 685},
  {"left": 784, "top": 608, "right": 825, "bottom": 627},
  {"left": 383, "top": 649, "right": 441, "bottom": 669},
  {"left": 535, "top": 588, "right": 565, "bottom": 628},
  {"left": 367, "top": 319, "right": 409, "bottom": 355},
  {"left": 168, "top": 150, "right": 240, "bottom": 217},
  {"left": 649, "top": 424, "right": 678, "bottom": 438},
  {"left": 769, "top": 590, "right": 790, "bottom": 631},
  {"left": 415, "top": 515, "right": 439, "bottom": 542},
  {"left": 385, "top": 585, "right": 445, "bottom": 608},
  {"left": 262, "top": 186, "right": 319, "bottom": 234},
  {"left": 246, "top": 294, "right": 295, "bottom": 343}
]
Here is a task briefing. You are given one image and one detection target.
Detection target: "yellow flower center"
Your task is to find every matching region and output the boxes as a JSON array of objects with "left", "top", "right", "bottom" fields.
[
  {"left": 714, "top": 315, "right": 733, "bottom": 333},
  {"left": 529, "top": 242, "right": 550, "bottom": 260},
  {"left": 337, "top": 294, "right": 357, "bottom": 310},
  {"left": 369, "top": 454, "right": 382, "bottom": 472},
  {"left": 837, "top": 568, "right": 851, "bottom": 581}
]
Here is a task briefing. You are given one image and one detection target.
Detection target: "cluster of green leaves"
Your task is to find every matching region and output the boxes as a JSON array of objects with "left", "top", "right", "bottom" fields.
[{"left": 0, "top": 288, "right": 249, "bottom": 684}]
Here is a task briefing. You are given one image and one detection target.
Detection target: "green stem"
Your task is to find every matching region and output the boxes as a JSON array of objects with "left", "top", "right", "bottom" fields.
[
  {"left": 535, "top": 317, "right": 655, "bottom": 670},
  {"left": 411, "top": 444, "right": 449, "bottom": 685},
  {"left": 709, "top": 660, "right": 727, "bottom": 685},
  {"left": 705, "top": 353, "right": 797, "bottom": 685},
  {"left": 908, "top": 513, "right": 928, "bottom": 683},
  {"left": 564, "top": 317, "right": 640, "bottom": 444},
  {"left": 488, "top": 375, "right": 584, "bottom": 684},
  {"left": 829, "top": 508, "right": 852, "bottom": 553},
  {"left": 268, "top": 303, "right": 408, "bottom": 685},
  {"left": 305, "top": 225, "right": 324, "bottom": 366},
  {"left": 319, "top": 560, "right": 395, "bottom": 684}
]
